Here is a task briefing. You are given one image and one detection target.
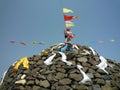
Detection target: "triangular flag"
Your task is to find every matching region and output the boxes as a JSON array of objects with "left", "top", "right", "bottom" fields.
[
  {"left": 20, "top": 41, "right": 27, "bottom": 46},
  {"left": 31, "top": 41, "right": 37, "bottom": 44},
  {"left": 110, "top": 39, "right": 115, "bottom": 42},
  {"left": 66, "top": 23, "right": 74, "bottom": 27},
  {"left": 65, "top": 21, "right": 74, "bottom": 27},
  {"left": 63, "top": 8, "right": 73, "bottom": 13},
  {"left": 64, "top": 14, "right": 79, "bottom": 21},
  {"left": 10, "top": 40, "right": 15, "bottom": 43}
]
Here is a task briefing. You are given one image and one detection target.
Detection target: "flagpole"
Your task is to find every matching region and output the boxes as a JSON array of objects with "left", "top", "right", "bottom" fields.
[{"left": 59, "top": 0, "right": 66, "bottom": 29}]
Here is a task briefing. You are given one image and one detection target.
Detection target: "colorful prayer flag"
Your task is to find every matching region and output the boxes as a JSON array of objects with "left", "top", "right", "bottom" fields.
[
  {"left": 63, "top": 8, "right": 73, "bottom": 13},
  {"left": 31, "top": 41, "right": 37, "bottom": 44},
  {"left": 64, "top": 15, "right": 79, "bottom": 21},
  {"left": 65, "top": 21, "right": 74, "bottom": 27},
  {"left": 66, "top": 23, "right": 74, "bottom": 27},
  {"left": 110, "top": 39, "right": 115, "bottom": 42}
]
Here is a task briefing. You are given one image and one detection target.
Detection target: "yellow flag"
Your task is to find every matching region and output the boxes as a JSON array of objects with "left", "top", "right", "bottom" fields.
[
  {"left": 110, "top": 39, "right": 115, "bottom": 42},
  {"left": 31, "top": 41, "right": 37, "bottom": 44},
  {"left": 63, "top": 8, "right": 73, "bottom": 13},
  {"left": 66, "top": 23, "right": 74, "bottom": 27}
]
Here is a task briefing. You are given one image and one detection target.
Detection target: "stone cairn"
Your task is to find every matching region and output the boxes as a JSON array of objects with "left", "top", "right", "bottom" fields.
[{"left": 0, "top": 43, "right": 120, "bottom": 90}]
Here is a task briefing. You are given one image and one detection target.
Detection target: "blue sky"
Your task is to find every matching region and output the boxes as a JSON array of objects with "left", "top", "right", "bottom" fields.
[{"left": 0, "top": 0, "right": 120, "bottom": 78}]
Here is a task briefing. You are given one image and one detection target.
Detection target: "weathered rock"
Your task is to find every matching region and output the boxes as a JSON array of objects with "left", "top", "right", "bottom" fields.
[
  {"left": 36, "top": 60, "right": 43, "bottom": 65},
  {"left": 27, "top": 80, "right": 34, "bottom": 85},
  {"left": 93, "top": 84, "right": 101, "bottom": 90},
  {"left": 55, "top": 72, "right": 66, "bottom": 80},
  {"left": 102, "top": 84, "right": 115, "bottom": 90},
  {"left": 35, "top": 79, "right": 40, "bottom": 85},
  {"left": 56, "top": 85, "right": 71, "bottom": 90},
  {"left": 69, "top": 73, "right": 82, "bottom": 81},
  {"left": 32, "top": 86, "right": 41, "bottom": 90},
  {"left": 19, "top": 86, "right": 25, "bottom": 90},
  {"left": 75, "top": 84, "right": 88, "bottom": 90},
  {"left": 77, "top": 57, "right": 88, "bottom": 63},
  {"left": 95, "top": 79, "right": 105, "bottom": 85},
  {"left": 59, "top": 78, "right": 71, "bottom": 85},
  {"left": 40, "top": 80, "right": 50, "bottom": 88},
  {"left": 25, "top": 86, "right": 31, "bottom": 90}
]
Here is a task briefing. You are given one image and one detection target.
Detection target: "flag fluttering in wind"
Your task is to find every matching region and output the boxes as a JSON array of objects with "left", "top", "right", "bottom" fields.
[
  {"left": 63, "top": 8, "right": 73, "bottom": 13},
  {"left": 10, "top": 40, "right": 15, "bottom": 43},
  {"left": 110, "top": 39, "right": 115, "bottom": 42},
  {"left": 62, "top": 6, "right": 79, "bottom": 43},
  {"left": 64, "top": 14, "right": 79, "bottom": 21},
  {"left": 20, "top": 41, "right": 27, "bottom": 46},
  {"left": 65, "top": 21, "right": 74, "bottom": 27},
  {"left": 66, "top": 23, "right": 74, "bottom": 27},
  {"left": 39, "top": 41, "right": 46, "bottom": 45},
  {"left": 31, "top": 41, "right": 37, "bottom": 44},
  {"left": 62, "top": 7, "right": 79, "bottom": 29}
]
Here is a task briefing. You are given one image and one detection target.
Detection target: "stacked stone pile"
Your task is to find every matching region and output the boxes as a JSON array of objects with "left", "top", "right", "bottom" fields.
[{"left": 0, "top": 43, "right": 120, "bottom": 90}]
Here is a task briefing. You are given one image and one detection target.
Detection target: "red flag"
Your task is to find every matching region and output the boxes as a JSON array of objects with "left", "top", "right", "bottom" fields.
[
  {"left": 64, "top": 14, "right": 79, "bottom": 21},
  {"left": 20, "top": 41, "right": 26, "bottom": 46}
]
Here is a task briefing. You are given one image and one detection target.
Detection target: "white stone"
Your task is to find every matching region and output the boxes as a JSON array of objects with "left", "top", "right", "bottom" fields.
[
  {"left": 15, "top": 79, "right": 26, "bottom": 85},
  {"left": 21, "top": 74, "right": 26, "bottom": 79}
]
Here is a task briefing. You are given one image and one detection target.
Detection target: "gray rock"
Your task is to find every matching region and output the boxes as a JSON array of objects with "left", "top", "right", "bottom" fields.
[
  {"left": 19, "top": 86, "right": 25, "bottom": 90},
  {"left": 40, "top": 80, "right": 50, "bottom": 88},
  {"left": 25, "top": 86, "right": 32, "bottom": 90},
  {"left": 27, "top": 80, "right": 34, "bottom": 85},
  {"left": 47, "top": 74, "right": 57, "bottom": 82},
  {"left": 103, "top": 75, "right": 111, "bottom": 80},
  {"left": 56, "top": 85, "right": 71, "bottom": 90},
  {"left": 75, "top": 84, "right": 88, "bottom": 90},
  {"left": 82, "top": 62, "right": 91, "bottom": 67},
  {"left": 59, "top": 78, "right": 71, "bottom": 85},
  {"left": 94, "top": 56, "right": 100, "bottom": 61},
  {"left": 77, "top": 57, "right": 88, "bottom": 63},
  {"left": 69, "top": 73, "right": 82, "bottom": 81},
  {"left": 101, "top": 84, "right": 116, "bottom": 90},
  {"left": 95, "top": 79, "right": 105, "bottom": 85},
  {"left": 69, "top": 60, "right": 76, "bottom": 66},
  {"left": 33, "top": 86, "right": 41, "bottom": 90},
  {"left": 37, "top": 74, "right": 46, "bottom": 80},
  {"left": 36, "top": 60, "right": 43, "bottom": 65},
  {"left": 35, "top": 79, "right": 40, "bottom": 85},
  {"left": 94, "top": 73, "right": 103, "bottom": 78},
  {"left": 88, "top": 58, "right": 99, "bottom": 65},
  {"left": 93, "top": 84, "right": 101, "bottom": 90},
  {"left": 44, "top": 70, "right": 56, "bottom": 74},
  {"left": 23, "top": 69, "right": 30, "bottom": 74},
  {"left": 67, "top": 69, "right": 79, "bottom": 73},
  {"left": 55, "top": 72, "right": 66, "bottom": 80}
]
